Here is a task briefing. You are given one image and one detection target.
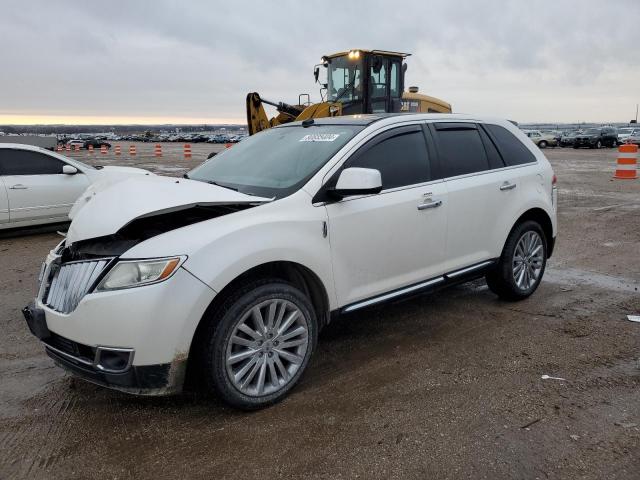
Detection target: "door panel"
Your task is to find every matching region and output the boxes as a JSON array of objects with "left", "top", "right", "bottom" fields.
[
  {"left": 326, "top": 182, "right": 448, "bottom": 306},
  {"left": 444, "top": 170, "right": 521, "bottom": 271},
  {"left": 0, "top": 177, "right": 9, "bottom": 224},
  {"left": 6, "top": 174, "right": 89, "bottom": 222}
]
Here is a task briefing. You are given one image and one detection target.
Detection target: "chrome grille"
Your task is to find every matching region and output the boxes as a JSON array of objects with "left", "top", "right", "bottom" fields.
[{"left": 45, "top": 259, "right": 111, "bottom": 314}]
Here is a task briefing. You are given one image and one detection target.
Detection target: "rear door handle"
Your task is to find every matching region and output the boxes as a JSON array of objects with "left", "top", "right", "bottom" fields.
[
  {"left": 9, "top": 184, "right": 28, "bottom": 190},
  {"left": 499, "top": 182, "right": 516, "bottom": 191},
  {"left": 417, "top": 199, "right": 443, "bottom": 210}
]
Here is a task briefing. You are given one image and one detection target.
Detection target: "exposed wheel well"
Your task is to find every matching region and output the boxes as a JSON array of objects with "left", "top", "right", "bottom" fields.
[{"left": 511, "top": 208, "right": 555, "bottom": 258}]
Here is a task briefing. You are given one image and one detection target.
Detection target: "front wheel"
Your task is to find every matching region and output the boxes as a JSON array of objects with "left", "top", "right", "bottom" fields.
[
  {"left": 538, "top": 140, "right": 548, "bottom": 149},
  {"left": 595, "top": 140, "right": 602, "bottom": 149},
  {"left": 199, "top": 280, "right": 317, "bottom": 410},
  {"left": 486, "top": 221, "right": 547, "bottom": 300}
]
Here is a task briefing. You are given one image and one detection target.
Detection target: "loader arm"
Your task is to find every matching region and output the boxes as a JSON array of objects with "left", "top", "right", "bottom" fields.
[{"left": 246, "top": 92, "right": 343, "bottom": 135}]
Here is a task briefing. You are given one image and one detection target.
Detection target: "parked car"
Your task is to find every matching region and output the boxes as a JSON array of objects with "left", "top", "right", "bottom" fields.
[
  {"left": 66, "top": 139, "right": 86, "bottom": 148},
  {"left": 525, "top": 130, "right": 558, "bottom": 148},
  {"left": 559, "top": 130, "right": 581, "bottom": 147},
  {"left": 84, "top": 138, "right": 111, "bottom": 149},
  {"left": 573, "top": 127, "right": 618, "bottom": 148},
  {"left": 24, "top": 113, "right": 557, "bottom": 410},
  {"left": 617, "top": 127, "right": 640, "bottom": 144},
  {"left": 625, "top": 131, "right": 640, "bottom": 145},
  {"left": 0, "top": 144, "right": 151, "bottom": 230}
]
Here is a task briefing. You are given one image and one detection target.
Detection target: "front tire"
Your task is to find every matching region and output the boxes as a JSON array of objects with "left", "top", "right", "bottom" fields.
[
  {"left": 538, "top": 140, "right": 548, "bottom": 149},
  {"left": 486, "top": 221, "right": 547, "bottom": 300},
  {"left": 199, "top": 280, "right": 317, "bottom": 410}
]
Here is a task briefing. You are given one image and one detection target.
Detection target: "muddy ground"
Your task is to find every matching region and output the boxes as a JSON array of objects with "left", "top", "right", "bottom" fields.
[{"left": 1, "top": 143, "right": 639, "bottom": 479}]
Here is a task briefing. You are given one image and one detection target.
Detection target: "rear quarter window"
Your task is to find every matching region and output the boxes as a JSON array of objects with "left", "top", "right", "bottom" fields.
[{"left": 483, "top": 124, "right": 537, "bottom": 166}]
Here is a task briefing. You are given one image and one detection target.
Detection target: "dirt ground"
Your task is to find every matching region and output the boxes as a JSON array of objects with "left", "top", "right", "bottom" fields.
[{"left": 1, "top": 143, "right": 639, "bottom": 479}]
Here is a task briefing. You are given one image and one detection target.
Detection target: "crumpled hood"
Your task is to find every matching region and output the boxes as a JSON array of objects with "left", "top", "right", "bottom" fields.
[{"left": 66, "top": 175, "right": 269, "bottom": 244}]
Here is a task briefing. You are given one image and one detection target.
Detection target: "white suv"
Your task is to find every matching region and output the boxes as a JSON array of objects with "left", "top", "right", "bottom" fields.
[{"left": 24, "top": 114, "right": 557, "bottom": 409}]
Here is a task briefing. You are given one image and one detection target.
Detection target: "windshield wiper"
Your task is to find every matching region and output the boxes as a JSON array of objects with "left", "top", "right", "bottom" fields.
[{"left": 205, "top": 180, "right": 238, "bottom": 192}]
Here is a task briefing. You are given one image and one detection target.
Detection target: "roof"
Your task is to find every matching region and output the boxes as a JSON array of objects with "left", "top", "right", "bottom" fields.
[{"left": 323, "top": 49, "right": 410, "bottom": 60}]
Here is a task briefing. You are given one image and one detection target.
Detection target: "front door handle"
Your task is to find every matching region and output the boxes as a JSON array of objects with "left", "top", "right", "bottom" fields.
[
  {"left": 9, "top": 184, "right": 28, "bottom": 190},
  {"left": 417, "top": 199, "right": 443, "bottom": 210},
  {"left": 500, "top": 182, "right": 517, "bottom": 191}
]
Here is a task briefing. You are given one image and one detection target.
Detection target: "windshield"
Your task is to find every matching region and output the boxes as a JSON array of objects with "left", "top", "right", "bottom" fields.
[
  {"left": 584, "top": 128, "right": 601, "bottom": 134},
  {"left": 619, "top": 128, "right": 634, "bottom": 134},
  {"left": 187, "top": 125, "right": 363, "bottom": 199},
  {"left": 327, "top": 56, "right": 363, "bottom": 103}
]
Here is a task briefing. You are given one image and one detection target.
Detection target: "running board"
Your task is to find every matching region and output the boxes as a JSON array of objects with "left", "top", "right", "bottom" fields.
[{"left": 340, "top": 259, "right": 497, "bottom": 314}]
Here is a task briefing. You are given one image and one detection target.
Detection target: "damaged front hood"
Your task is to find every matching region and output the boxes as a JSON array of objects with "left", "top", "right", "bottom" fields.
[{"left": 66, "top": 175, "right": 269, "bottom": 244}]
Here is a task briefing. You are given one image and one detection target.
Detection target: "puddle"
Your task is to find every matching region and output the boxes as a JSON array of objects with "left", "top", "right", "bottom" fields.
[{"left": 544, "top": 266, "right": 640, "bottom": 293}]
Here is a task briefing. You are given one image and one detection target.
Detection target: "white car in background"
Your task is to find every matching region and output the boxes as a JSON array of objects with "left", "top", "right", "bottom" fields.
[
  {"left": 0, "top": 143, "right": 152, "bottom": 230},
  {"left": 617, "top": 127, "right": 639, "bottom": 144}
]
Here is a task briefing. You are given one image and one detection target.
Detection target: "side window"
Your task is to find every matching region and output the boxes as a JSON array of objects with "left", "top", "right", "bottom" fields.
[
  {"left": 390, "top": 61, "right": 400, "bottom": 97},
  {"left": 433, "top": 124, "right": 490, "bottom": 177},
  {"left": 483, "top": 124, "right": 537, "bottom": 166},
  {"left": 478, "top": 127, "right": 506, "bottom": 170},
  {"left": 347, "top": 127, "right": 430, "bottom": 189},
  {"left": 0, "top": 150, "right": 65, "bottom": 175}
]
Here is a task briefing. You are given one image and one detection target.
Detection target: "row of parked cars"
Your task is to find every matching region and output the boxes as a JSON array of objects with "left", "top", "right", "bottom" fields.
[{"left": 524, "top": 126, "right": 640, "bottom": 149}]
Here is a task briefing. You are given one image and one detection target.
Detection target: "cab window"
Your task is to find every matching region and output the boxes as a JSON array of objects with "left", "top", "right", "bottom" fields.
[{"left": 0, "top": 150, "right": 65, "bottom": 175}]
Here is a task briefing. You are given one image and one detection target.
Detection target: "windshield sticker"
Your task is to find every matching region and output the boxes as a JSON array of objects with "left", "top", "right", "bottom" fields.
[{"left": 299, "top": 133, "right": 340, "bottom": 142}]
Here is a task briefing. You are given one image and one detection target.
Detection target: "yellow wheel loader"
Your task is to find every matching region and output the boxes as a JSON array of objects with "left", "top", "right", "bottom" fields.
[{"left": 246, "top": 49, "right": 451, "bottom": 135}]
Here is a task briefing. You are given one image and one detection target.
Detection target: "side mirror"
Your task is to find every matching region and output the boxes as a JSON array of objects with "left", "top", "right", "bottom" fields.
[
  {"left": 330, "top": 167, "right": 382, "bottom": 198},
  {"left": 62, "top": 165, "right": 78, "bottom": 175}
]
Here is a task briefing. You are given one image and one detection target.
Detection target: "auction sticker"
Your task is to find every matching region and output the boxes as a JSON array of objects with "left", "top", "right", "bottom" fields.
[{"left": 299, "top": 133, "right": 340, "bottom": 142}]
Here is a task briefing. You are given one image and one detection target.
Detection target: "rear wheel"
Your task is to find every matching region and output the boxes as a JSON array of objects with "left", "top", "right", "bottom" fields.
[
  {"left": 486, "top": 221, "right": 547, "bottom": 300},
  {"left": 198, "top": 280, "right": 317, "bottom": 410},
  {"left": 595, "top": 140, "right": 602, "bottom": 149},
  {"left": 538, "top": 140, "right": 548, "bottom": 149}
]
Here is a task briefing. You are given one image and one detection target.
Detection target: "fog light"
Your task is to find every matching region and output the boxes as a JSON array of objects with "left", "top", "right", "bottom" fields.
[{"left": 95, "top": 347, "right": 134, "bottom": 373}]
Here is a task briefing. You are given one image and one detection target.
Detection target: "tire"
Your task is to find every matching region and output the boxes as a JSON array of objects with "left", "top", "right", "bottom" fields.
[
  {"left": 595, "top": 140, "right": 602, "bottom": 149},
  {"left": 486, "top": 220, "right": 547, "bottom": 301},
  {"left": 611, "top": 139, "right": 617, "bottom": 148},
  {"left": 197, "top": 279, "right": 317, "bottom": 410},
  {"left": 538, "top": 140, "right": 548, "bottom": 149}
]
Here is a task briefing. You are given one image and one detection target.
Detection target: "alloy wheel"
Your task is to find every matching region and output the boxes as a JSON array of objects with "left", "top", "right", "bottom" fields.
[
  {"left": 225, "top": 299, "right": 309, "bottom": 397},
  {"left": 512, "top": 231, "right": 544, "bottom": 291}
]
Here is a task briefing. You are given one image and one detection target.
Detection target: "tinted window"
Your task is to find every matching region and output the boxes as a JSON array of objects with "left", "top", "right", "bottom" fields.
[
  {"left": 478, "top": 128, "right": 505, "bottom": 170},
  {"left": 0, "top": 149, "right": 65, "bottom": 175},
  {"left": 347, "top": 127, "right": 430, "bottom": 189},
  {"left": 434, "top": 125, "right": 489, "bottom": 177},
  {"left": 483, "top": 124, "right": 537, "bottom": 166}
]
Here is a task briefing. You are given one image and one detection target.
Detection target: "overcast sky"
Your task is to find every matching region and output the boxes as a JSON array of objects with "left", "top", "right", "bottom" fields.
[{"left": 1, "top": 0, "right": 639, "bottom": 125}]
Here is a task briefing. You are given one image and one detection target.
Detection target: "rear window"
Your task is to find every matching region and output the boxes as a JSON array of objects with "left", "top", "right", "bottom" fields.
[{"left": 483, "top": 124, "right": 537, "bottom": 166}]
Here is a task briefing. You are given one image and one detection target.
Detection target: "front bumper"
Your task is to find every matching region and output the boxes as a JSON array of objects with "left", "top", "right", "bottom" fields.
[{"left": 25, "top": 264, "right": 216, "bottom": 395}]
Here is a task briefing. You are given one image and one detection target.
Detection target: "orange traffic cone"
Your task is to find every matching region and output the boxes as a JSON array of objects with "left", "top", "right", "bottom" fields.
[
  {"left": 100, "top": 145, "right": 107, "bottom": 155},
  {"left": 614, "top": 144, "right": 638, "bottom": 179},
  {"left": 88, "top": 144, "right": 94, "bottom": 153},
  {"left": 154, "top": 144, "right": 162, "bottom": 157},
  {"left": 74, "top": 144, "right": 80, "bottom": 152},
  {"left": 56, "top": 144, "right": 63, "bottom": 152},
  {"left": 115, "top": 145, "right": 121, "bottom": 155},
  {"left": 183, "top": 144, "right": 192, "bottom": 158},
  {"left": 65, "top": 144, "right": 71, "bottom": 152},
  {"left": 225, "top": 143, "right": 233, "bottom": 149},
  {"left": 129, "top": 145, "right": 136, "bottom": 156}
]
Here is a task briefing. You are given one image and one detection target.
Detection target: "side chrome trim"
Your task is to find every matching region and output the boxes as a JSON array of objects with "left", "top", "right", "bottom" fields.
[
  {"left": 446, "top": 260, "right": 495, "bottom": 279},
  {"left": 343, "top": 277, "right": 445, "bottom": 313}
]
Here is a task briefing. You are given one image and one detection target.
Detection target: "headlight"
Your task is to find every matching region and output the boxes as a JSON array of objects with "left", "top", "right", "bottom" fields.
[{"left": 96, "top": 257, "right": 184, "bottom": 291}]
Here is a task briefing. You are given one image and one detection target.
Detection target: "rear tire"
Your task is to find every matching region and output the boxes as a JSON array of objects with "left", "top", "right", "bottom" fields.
[
  {"left": 197, "top": 279, "right": 317, "bottom": 410},
  {"left": 538, "top": 140, "right": 548, "bottom": 149},
  {"left": 595, "top": 140, "right": 602, "bottom": 149},
  {"left": 486, "top": 220, "right": 547, "bottom": 301}
]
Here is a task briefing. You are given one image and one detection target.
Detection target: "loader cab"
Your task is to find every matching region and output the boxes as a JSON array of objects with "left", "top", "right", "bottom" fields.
[{"left": 322, "top": 50, "right": 407, "bottom": 115}]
